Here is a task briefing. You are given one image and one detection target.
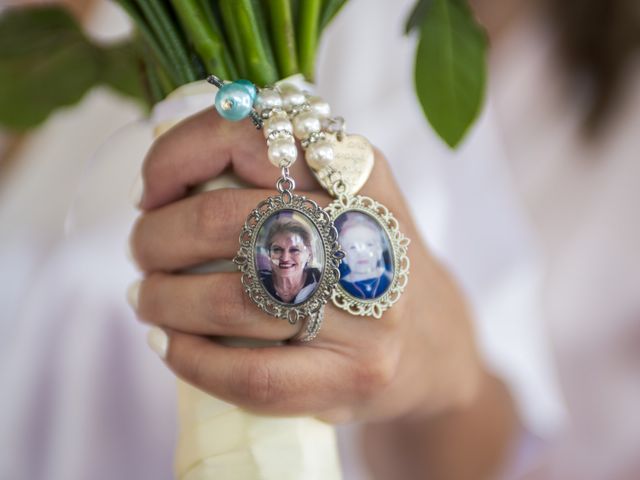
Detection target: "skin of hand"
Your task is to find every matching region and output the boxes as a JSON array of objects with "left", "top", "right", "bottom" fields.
[{"left": 128, "top": 107, "right": 495, "bottom": 427}]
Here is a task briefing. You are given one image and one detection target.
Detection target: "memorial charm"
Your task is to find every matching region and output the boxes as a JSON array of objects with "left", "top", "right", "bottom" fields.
[{"left": 208, "top": 75, "right": 343, "bottom": 341}]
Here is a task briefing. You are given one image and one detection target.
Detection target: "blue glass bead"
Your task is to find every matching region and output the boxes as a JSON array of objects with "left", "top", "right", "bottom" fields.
[
  {"left": 234, "top": 79, "right": 257, "bottom": 102},
  {"left": 215, "top": 83, "right": 253, "bottom": 121}
]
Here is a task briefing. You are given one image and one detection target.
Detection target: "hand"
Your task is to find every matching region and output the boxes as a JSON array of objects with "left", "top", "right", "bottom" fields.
[{"left": 128, "top": 107, "right": 483, "bottom": 423}]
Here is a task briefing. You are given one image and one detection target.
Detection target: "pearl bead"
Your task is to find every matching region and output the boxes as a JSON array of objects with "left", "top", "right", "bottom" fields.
[
  {"left": 254, "top": 88, "right": 282, "bottom": 113},
  {"left": 305, "top": 140, "right": 334, "bottom": 169},
  {"left": 214, "top": 83, "right": 253, "bottom": 121},
  {"left": 263, "top": 111, "right": 293, "bottom": 138},
  {"left": 279, "top": 84, "right": 306, "bottom": 110},
  {"left": 292, "top": 111, "right": 321, "bottom": 139},
  {"left": 268, "top": 138, "right": 298, "bottom": 168},
  {"left": 235, "top": 79, "right": 257, "bottom": 102},
  {"left": 309, "top": 96, "right": 331, "bottom": 118}
]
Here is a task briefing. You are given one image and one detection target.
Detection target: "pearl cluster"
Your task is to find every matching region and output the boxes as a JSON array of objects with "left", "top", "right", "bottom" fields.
[
  {"left": 274, "top": 84, "right": 341, "bottom": 172},
  {"left": 212, "top": 76, "right": 344, "bottom": 171},
  {"left": 255, "top": 88, "right": 298, "bottom": 168}
]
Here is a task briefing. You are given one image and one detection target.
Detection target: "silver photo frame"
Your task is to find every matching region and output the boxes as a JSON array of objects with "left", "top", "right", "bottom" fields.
[
  {"left": 326, "top": 195, "right": 410, "bottom": 318},
  {"left": 234, "top": 191, "right": 343, "bottom": 325}
]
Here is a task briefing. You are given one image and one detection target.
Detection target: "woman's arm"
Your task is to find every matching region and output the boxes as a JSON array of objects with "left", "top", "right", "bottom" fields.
[{"left": 363, "top": 372, "right": 519, "bottom": 480}]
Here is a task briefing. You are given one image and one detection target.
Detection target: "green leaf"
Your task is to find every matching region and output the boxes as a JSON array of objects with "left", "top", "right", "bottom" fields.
[
  {"left": 0, "top": 6, "right": 147, "bottom": 131},
  {"left": 404, "top": 0, "right": 432, "bottom": 35},
  {"left": 319, "top": 0, "right": 347, "bottom": 32},
  {"left": 100, "top": 42, "right": 147, "bottom": 103},
  {"left": 0, "top": 7, "right": 102, "bottom": 130},
  {"left": 413, "top": 0, "right": 487, "bottom": 147}
]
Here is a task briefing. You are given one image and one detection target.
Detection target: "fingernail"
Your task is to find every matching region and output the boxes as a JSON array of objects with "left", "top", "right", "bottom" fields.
[
  {"left": 127, "top": 280, "right": 141, "bottom": 310},
  {"left": 129, "top": 174, "right": 143, "bottom": 209},
  {"left": 147, "top": 327, "right": 169, "bottom": 360}
]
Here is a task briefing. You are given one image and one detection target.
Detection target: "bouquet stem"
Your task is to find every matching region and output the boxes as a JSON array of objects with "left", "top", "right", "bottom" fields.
[
  {"left": 133, "top": 0, "right": 197, "bottom": 83},
  {"left": 267, "top": 0, "right": 299, "bottom": 78},
  {"left": 171, "top": 0, "right": 234, "bottom": 79},
  {"left": 297, "top": 0, "right": 321, "bottom": 81}
]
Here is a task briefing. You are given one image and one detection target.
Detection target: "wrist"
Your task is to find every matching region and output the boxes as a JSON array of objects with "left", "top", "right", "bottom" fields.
[{"left": 363, "top": 370, "right": 519, "bottom": 480}]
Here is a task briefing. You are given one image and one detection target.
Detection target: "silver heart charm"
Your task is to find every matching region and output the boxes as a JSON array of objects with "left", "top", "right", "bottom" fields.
[{"left": 311, "top": 134, "right": 374, "bottom": 197}]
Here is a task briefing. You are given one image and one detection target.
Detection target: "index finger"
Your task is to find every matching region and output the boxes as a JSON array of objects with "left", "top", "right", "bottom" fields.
[{"left": 140, "top": 108, "right": 318, "bottom": 211}]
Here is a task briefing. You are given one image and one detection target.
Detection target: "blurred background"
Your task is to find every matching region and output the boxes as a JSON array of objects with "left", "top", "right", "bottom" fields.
[{"left": 1, "top": 0, "right": 639, "bottom": 479}]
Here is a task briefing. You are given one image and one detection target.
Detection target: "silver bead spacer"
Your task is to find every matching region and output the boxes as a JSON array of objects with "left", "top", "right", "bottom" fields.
[
  {"left": 300, "top": 131, "right": 325, "bottom": 149},
  {"left": 266, "top": 129, "right": 294, "bottom": 146},
  {"left": 263, "top": 111, "right": 293, "bottom": 139}
]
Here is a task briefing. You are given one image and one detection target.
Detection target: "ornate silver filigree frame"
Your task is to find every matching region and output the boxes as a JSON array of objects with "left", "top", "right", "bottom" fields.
[
  {"left": 326, "top": 195, "right": 410, "bottom": 318},
  {"left": 233, "top": 190, "right": 343, "bottom": 326}
]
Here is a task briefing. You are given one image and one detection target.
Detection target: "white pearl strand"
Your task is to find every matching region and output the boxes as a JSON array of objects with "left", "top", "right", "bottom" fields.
[{"left": 255, "top": 88, "right": 298, "bottom": 169}]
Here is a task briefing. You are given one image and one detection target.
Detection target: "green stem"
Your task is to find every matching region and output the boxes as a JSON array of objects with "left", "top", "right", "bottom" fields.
[
  {"left": 297, "top": 0, "right": 321, "bottom": 81},
  {"left": 156, "top": 62, "right": 176, "bottom": 96},
  {"left": 250, "top": 0, "right": 275, "bottom": 66},
  {"left": 219, "top": 0, "right": 248, "bottom": 78},
  {"left": 198, "top": 0, "right": 238, "bottom": 78},
  {"left": 143, "top": 55, "right": 165, "bottom": 103},
  {"left": 133, "top": 0, "right": 197, "bottom": 84},
  {"left": 115, "top": 0, "right": 178, "bottom": 87},
  {"left": 267, "top": 0, "right": 299, "bottom": 77},
  {"left": 224, "top": 0, "right": 279, "bottom": 85},
  {"left": 170, "top": 0, "right": 232, "bottom": 79}
]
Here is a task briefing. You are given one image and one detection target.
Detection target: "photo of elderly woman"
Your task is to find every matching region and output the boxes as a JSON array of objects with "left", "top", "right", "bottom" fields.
[
  {"left": 255, "top": 211, "right": 324, "bottom": 305},
  {"left": 336, "top": 212, "right": 393, "bottom": 300}
]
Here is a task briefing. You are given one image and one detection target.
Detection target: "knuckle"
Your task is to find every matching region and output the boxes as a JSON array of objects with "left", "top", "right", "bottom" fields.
[
  {"left": 206, "top": 280, "right": 239, "bottom": 326},
  {"left": 194, "top": 193, "right": 218, "bottom": 242},
  {"left": 354, "top": 347, "right": 397, "bottom": 397},
  {"left": 236, "top": 355, "right": 279, "bottom": 408},
  {"left": 177, "top": 346, "right": 209, "bottom": 388},
  {"left": 194, "top": 190, "right": 241, "bottom": 245}
]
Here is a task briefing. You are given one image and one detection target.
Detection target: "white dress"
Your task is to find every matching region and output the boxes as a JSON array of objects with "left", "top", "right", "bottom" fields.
[{"left": 5, "top": 1, "right": 638, "bottom": 479}]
